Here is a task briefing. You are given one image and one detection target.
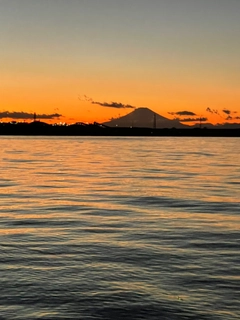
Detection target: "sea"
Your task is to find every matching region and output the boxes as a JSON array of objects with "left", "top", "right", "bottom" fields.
[{"left": 0, "top": 136, "right": 239, "bottom": 320}]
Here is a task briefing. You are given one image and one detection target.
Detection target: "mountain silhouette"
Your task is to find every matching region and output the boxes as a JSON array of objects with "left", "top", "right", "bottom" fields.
[{"left": 103, "top": 107, "right": 187, "bottom": 128}]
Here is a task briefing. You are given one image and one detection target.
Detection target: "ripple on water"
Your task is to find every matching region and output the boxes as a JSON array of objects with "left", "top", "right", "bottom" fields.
[{"left": 0, "top": 137, "right": 239, "bottom": 320}]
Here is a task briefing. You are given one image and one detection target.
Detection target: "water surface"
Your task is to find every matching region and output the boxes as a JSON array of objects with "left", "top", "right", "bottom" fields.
[{"left": 0, "top": 137, "right": 239, "bottom": 319}]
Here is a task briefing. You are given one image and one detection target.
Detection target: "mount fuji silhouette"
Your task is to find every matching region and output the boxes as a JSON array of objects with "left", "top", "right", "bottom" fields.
[{"left": 103, "top": 107, "right": 187, "bottom": 128}]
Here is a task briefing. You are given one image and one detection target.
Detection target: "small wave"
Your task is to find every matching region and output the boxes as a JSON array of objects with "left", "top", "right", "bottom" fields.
[{"left": 123, "top": 196, "right": 240, "bottom": 214}]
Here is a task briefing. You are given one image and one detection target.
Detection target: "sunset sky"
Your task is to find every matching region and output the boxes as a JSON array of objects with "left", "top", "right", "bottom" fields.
[{"left": 1, "top": 0, "right": 240, "bottom": 124}]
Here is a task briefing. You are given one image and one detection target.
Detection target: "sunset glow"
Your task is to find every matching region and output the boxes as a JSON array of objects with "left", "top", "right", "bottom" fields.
[{"left": 1, "top": 0, "right": 239, "bottom": 125}]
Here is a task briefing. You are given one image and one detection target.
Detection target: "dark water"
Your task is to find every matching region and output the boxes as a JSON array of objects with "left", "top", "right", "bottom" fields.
[{"left": 0, "top": 137, "right": 239, "bottom": 320}]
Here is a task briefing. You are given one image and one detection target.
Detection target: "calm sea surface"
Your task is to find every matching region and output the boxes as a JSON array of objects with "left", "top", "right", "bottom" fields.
[{"left": 0, "top": 136, "right": 239, "bottom": 320}]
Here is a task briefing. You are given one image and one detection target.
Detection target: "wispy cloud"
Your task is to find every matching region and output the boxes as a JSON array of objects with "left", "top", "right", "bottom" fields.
[
  {"left": 226, "top": 115, "right": 240, "bottom": 121},
  {"left": 0, "top": 111, "right": 62, "bottom": 120},
  {"left": 92, "top": 101, "right": 135, "bottom": 109},
  {"left": 179, "top": 117, "right": 208, "bottom": 122},
  {"left": 78, "top": 94, "right": 136, "bottom": 109},
  {"left": 168, "top": 110, "right": 196, "bottom": 116},
  {"left": 222, "top": 109, "right": 240, "bottom": 120},
  {"left": 206, "top": 107, "right": 220, "bottom": 116},
  {"left": 78, "top": 95, "right": 93, "bottom": 102},
  {"left": 206, "top": 107, "right": 240, "bottom": 121}
]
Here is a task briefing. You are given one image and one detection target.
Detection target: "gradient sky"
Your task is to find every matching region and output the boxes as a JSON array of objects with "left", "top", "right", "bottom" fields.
[{"left": 1, "top": 0, "right": 240, "bottom": 124}]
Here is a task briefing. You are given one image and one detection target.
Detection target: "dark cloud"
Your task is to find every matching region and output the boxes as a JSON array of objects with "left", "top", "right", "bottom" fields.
[
  {"left": 227, "top": 116, "right": 240, "bottom": 120},
  {"left": 78, "top": 94, "right": 136, "bottom": 109},
  {"left": 222, "top": 109, "right": 231, "bottom": 115},
  {"left": 92, "top": 101, "right": 136, "bottom": 109},
  {"left": 177, "top": 111, "right": 196, "bottom": 116},
  {"left": 168, "top": 111, "right": 196, "bottom": 116},
  {"left": 222, "top": 109, "right": 240, "bottom": 118},
  {"left": 206, "top": 107, "right": 220, "bottom": 115},
  {"left": 0, "top": 111, "right": 62, "bottom": 120},
  {"left": 179, "top": 117, "right": 208, "bottom": 122},
  {"left": 36, "top": 113, "right": 62, "bottom": 119},
  {"left": 78, "top": 95, "right": 93, "bottom": 102}
]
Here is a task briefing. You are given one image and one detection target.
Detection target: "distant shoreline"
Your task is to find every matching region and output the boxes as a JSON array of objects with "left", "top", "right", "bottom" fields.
[{"left": 0, "top": 123, "right": 240, "bottom": 137}]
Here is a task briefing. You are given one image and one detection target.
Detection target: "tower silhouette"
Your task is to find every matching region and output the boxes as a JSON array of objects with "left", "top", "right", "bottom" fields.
[{"left": 153, "top": 113, "right": 156, "bottom": 129}]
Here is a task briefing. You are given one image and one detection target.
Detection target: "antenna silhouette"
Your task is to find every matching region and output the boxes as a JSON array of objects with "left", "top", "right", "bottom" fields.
[
  {"left": 153, "top": 113, "right": 156, "bottom": 129},
  {"left": 199, "top": 116, "right": 202, "bottom": 129}
]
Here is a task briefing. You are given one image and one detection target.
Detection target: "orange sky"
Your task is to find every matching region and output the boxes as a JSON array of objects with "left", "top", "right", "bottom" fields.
[
  {"left": 0, "top": 1, "right": 239, "bottom": 125},
  {"left": 1, "top": 70, "right": 239, "bottom": 125}
]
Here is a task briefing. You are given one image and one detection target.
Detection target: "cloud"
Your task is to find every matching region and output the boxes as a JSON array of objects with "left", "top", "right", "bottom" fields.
[
  {"left": 222, "top": 109, "right": 239, "bottom": 117},
  {"left": 78, "top": 94, "right": 136, "bottom": 109},
  {"left": 207, "top": 108, "right": 240, "bottom": 120},
  {"left": 92, "top": 101, "right": 136, "bottom": 109},
  {"left": 78, "top": 95, "right": 93, "bottom": 102},
  {"left": 0, "top": 111, "right": 62, "bottom": 120},
  {"left": 179, "top": 117, "right": 208, "bottom": 122},
  {"left": 206, "top": 107, "right": 220, "bottom": 115},
  {"left": 206, "top": 107, "right": 212, "bottom": 113},
  {"left": 36, "top": 113, "right": 62, "bottom": 119},
  {"left": 222, "top": 109, "right": 231, "bottom": 115},
  {"left": 226, "top": 116, "right": 240, "bottom": 121},
  {"left": 168, "top": 110, "right": 196, "bottom": 116}
]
